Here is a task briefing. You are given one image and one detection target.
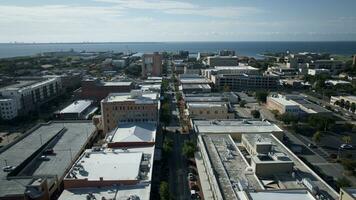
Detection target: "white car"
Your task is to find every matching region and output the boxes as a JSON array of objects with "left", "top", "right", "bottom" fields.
[
  {"left": 2, "top": 165, "right": 15, "bottom": 172},
  {"left": 340, "top": 144, "right": 353, "bottom": 150}
]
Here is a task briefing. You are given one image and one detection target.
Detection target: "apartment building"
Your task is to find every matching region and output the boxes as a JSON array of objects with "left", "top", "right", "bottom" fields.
[
  {"left": 206, "top": 56, "right": 239, "bottom": 67},
  {"left": 0, "top": 77, "right": 62, "bottom": 118},
  {"left": 218, "top": 49, "right": 236, "bottom": 56},
  {"left": 187, "top": 102, "right": 234, "bottom": 120},
  {"left": 142, "top": 52, "right": 162, "bottom": 78},
  {"left": 101, "top": 90, "right": 160, "bottom": 133},
  {"left": 0, "top": 98, "right": 17, "bottom": 120},
  {"left": 80, "top": 78, "right": 134, "bottom": 101},
  {"left": 211, "top": 74, "right": 279, "bottom": 91}
]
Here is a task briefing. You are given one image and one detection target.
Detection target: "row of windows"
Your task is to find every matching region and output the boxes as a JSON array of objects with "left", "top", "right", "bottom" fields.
[{"left": 191, "top": 110, "right": 225, "bottom": 115}]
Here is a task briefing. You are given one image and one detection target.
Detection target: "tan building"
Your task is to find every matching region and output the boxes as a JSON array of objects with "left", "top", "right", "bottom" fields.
[
  {"left": 101, "top": 90, "right": 160, "bottom": 133},
  {"left": 353, "top": 54, "right": 356, "bottom": 67},
  {"left": 339, "top": 188, "right": 356, "bottom": 200},
  {"left": 187, "top": 102, "right": 234, "bottom": 120},
  {"left": 206, "top": 56, "right": 239, "bottom": 67},
  {"left": 142, "top": 52, "right": 162, "bottom": 78},
  {"left": 266, "top": 95, "right": 302, "bottom": 115}
]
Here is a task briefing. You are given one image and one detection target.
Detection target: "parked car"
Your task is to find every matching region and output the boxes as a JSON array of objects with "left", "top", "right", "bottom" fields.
[
  {"left": 2, "top": 165, "right": 15, "bottom": 172},
  {"left": 340, "top": 144, "right": 353, "bottom": 150},
  {"left": 308, "top": 143, "right": 317, "bottom": 148},
  {"left": 188, "top": 173, "right": 196, "bottom": 181}
]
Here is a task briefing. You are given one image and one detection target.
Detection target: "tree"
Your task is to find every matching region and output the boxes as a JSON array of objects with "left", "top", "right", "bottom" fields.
[
  {"left": 351, "top": 103, "right": 356, "bottom": 113},
  {"left": 163, "top": 138, "right": 173, "bottom": 154},
  {"left": 308, "top": 114, "right": 335, "bottom": 131},
  {"left": 160, "top": 103, "right": 171, "bottom": 128},
  {"left": 239, "top": 100, "right": 247, "bottom": 108},
  {"left": 255, "top": 91, "right": 269, "bottom": 103},
  {"left": 251, "top": 110, "right": 260, "bottom": 118},
  {"left": 334, "top": 100, "right": 340, "bottom": 106},
  {"left": 339, "top": 99, "right": 345, "bottom": 108},
  {"left": 342, "top": 136, "right": 352, "bottom": 144},
  {"left": 336, "top": 177, "right": 351, "bottom": 189},
  {"left": 159, "top": 181, "right": 170, "bottom": 200},
  {"left": 223, "top": 84, "right": 230, "bottom": 92},
  {"left": 312, "top": 131, "right": 322, "bottom": 144},
  {"left": 182, "top": 140, "right": 197, "bottom": 158},
  {"left": 278, "top": 113, "right": 298, "bottom": 124},
  {"left": 345, "top": 101, "right": 351, "bottom": 110}
]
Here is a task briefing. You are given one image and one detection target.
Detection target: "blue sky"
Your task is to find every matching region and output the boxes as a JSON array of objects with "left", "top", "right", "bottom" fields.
[{"left": 0, "top": 0, "right": 355, "bottom": 42}]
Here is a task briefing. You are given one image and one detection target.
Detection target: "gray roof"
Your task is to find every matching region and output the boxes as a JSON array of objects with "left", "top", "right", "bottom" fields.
[
  {"left": 0, "top": 121, "right": 96, "bottom": 198},
  {"left": 60, "top": 100, "right": 93, "bottom": 114}
]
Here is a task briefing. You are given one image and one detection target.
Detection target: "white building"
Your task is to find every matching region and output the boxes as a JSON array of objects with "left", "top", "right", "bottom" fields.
[
  {"left": 0, "top": 77, "right": 62, "bottom": 116},
  {"left": 0, "top": 98, "right": 18, "bottom": 120}
]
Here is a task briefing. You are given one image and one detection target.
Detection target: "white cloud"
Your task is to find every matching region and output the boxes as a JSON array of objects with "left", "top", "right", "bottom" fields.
[{"left": 94, "top": 0, "right": 262, "bottom": 18}]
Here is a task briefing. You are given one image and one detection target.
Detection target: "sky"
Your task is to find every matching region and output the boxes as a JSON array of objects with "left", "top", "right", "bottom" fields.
[{"left": 0, "top": 0, "right": 355, "bottom": 42}]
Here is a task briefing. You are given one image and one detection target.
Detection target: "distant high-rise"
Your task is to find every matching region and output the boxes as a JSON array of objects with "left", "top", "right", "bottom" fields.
[
  {"left": 353, "top": 54, "right": 356, "bottom": 66},
  {"left": 142, "top": 52, "right": 162, "bottom": 78},
  {"left": 218, "top": 49, "right": 236, "bottom": 56}
]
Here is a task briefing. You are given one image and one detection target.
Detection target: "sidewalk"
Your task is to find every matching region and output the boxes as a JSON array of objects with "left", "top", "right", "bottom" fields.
[{"left": 195, "top": 152, "right": 214, "bottom": 200}]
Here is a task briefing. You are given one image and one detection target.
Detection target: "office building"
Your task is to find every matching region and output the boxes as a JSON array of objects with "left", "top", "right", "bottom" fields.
[
  {"left": 353, "top": 55, "right": 356, "bottom": 67},
  {"left": 0, "top": 77, "right": 62, "bottom": 117},
  {"left": 101, "top": 90, "right": 160, "bottom": 133},
  {"left": 184, "top": 92, "right": 239, "bottom": 104},
  {"left": 210, "top": 74, "right": 279, "bottom": 91},
  {"left": 172, "top": 60, "right": 185, "bottom": 74},
  {"left": 193, "top": 119, "right": 284, "bottom": 140},
  {"left": 206, "top": 56, "right": 239, "bottom": 67},
  {"left": 187, "top": 102, "right": 234, "bottom": 120},
  {"left": 267, "top": 94, "right": 331, "bottom": 115},
  {"left": 142, "top": 52, "right": 162, "bottom": 78},
  {"left": 308, "top": 59, "right": 345, "bottom": 75},
  {"left": 202, "top": 65, "right": 259, "bottom": 79},
  {"left": 182, "top": 84, "right": 211, "bottom": 94},
  {"left": 0, "top": 121, "right": 97, "bottom": 200},
  {"left": 80, "top": 78, "right": 134, "bottom": 101},
  {"left": 55, "top": 100, "right": 97, "bottom": 120}
]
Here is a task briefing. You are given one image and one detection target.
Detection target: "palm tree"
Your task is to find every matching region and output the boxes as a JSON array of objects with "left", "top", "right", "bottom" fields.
[{"left": 342, "top": 136, "right": 352, "bottom": 144}]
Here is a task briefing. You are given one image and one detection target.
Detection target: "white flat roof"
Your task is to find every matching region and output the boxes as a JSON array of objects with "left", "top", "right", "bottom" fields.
[
  {"left": 109, "top": 123, "right": 156, "bottom": 143},
  {"left": 66, "top": 147, "right": 155, "bottom": 181},
  {"left": 105, "top": 92, "right": 158, "bottom": 103},
  {"left": 214, "top": 66, "right": 258, "bottom": 70},
  {"left": 246, "top": 190, "right": 316, "bottom": 200},
  {"left": 59, "top": 184, "right": 151, "bottom": 200},
  {"left": 60, "top": 100, "right": 93, "bottom": 114},
  {"left": 103, "top": 81, "right": 132, "bottom": 86},
  {"left": 269, "top": 96, "right": 299, "bottom": 106},
  {"left": 194, "top": 120, "right": 283, "bottom": 134},
  {"left": 188, "top": 102, "right": 227, "bottom": 108}
]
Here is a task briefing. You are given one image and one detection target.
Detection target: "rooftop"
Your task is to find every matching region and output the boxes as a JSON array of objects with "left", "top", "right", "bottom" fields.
[
  {"left": 104, "top": 91, "right": 159, "bottom": 104},
  {"left": 241, "top": 134, "right": 338, "bottom": 199},
  {"left": 59, "top": 100, "right": 93, "bottom": 114},
  {"left": 240, "top": 190, "right": 317, "bottom": 200},
  {"left": 194, "top": 119, "right": 283, "bottom": 134},
  {"left": 269, "top": 95, "right": 300, "bottom": 106},
  {"left": 214, "top": 66, "right": 258, "bottom": 70},
  {"left": 0, "top": 121, "right": 96, "bottom": 197},
  {"left": 103, "top": 81, "right": 133, "bottom": 86},
  {"left": 200, "top": 134, "right": 263, "bottom": 199},
  {"left": 65, "top": 146, "right": 154, "bottom": 181},
  {"left": 108, "top": 123, "right": 156, "bottom": 143},
  {"left": 188, "top": 102, "right": 228, "bottom": 109},
  {"left": 182, "top": 83, "right": 211, "bottom": 90},
  {"left": 59, "top": 184, "right": 151, "bottom": 200}
]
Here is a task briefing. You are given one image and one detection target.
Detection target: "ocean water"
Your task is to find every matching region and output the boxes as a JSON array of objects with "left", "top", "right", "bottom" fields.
[{"left": 0, "top": 41, "right": 355, "bottom": 59}]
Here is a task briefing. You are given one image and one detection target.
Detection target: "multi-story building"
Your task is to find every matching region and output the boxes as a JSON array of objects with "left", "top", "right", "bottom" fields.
[
  {"left": 101, "top": 90, "right": 160, "bottom": 133},
  {"left": 0, "top": 77, "right": 62, "bottom": 117},
  {"left": 172, "top": 60, "right": 185, "bottom": 74},
  {"left": 0, "top": 98, "right": 18, "bottom": 120},
  {"left": 353, "top": 54, "right": 356, "bottom": 66},
  {"left": 55, "top": 100, "right": 97, "bottom": 120},
  {"left": 202, "top": 65, "right": 259, "bottom": 79},
  {"left": 308, "top": 59, "right": 345, "bottom": 75},
  {"left": 210, "top": 74, "right": 279, "bottom": 91},
  {"left": 142, "top": 52, "right": 162, "bottom": 78},
  {"left": 308, "top": 69, "right": 330, "bottom": 76},
  {"left": 218, "top": 49, "right": 236, "bottom": 56},
  {"left": 80, "top": 78, "right": 134, "bottom": 101},
  {"left": 187, "top": 102, "right": 234, "bottom": 120},
  {"left": 205, "top": 56, "right": 239, "bottom": 67}
]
